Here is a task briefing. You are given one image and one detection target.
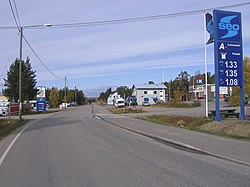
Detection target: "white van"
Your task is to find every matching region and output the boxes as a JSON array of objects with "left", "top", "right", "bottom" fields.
[
  {"left": 114, "top": 98, "right": 125, "bottom": 108},
  {"left": 0, "top": 102, "right": 8, "bottom": 116}
]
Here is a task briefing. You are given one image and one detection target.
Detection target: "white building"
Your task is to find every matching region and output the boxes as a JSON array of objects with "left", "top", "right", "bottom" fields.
[
  {"left": 132, "top": 81, "right": 166, "bottom": 105},
  {"left": 107, "top": 92, "right": 122, "bottom": 105},
  {"left": 189, "top": 84, "right": 232, "bottom": 99}
]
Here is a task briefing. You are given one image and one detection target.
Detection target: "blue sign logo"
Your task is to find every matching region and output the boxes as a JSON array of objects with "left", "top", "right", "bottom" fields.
[{"left": 219, "top": 15, "right": 239, "bottom": 39}]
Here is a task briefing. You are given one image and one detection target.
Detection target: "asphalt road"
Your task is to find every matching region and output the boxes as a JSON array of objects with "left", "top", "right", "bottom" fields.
[{"left": 0, "top": 105, "right": 250, "bottom": 187}]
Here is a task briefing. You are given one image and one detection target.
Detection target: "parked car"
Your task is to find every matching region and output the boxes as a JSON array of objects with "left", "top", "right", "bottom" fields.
[
  {"left": 0, "top": 102, "right": 8, "bottom": 116},
  {"left": 142, "top": 101, "right": 150, "bottom": 107},
  {"left": 114, "top": 98, "right": 125, "bottom": 108}
]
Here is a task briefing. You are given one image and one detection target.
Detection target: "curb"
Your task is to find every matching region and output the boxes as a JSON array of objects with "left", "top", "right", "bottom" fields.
[{"left": 94, "top": 114, "right": 250, "bottom": 167}]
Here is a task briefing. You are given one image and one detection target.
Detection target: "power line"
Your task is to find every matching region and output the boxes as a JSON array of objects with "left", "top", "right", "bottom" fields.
[
  {"left": 20, "top": 1, "right": 250, "bottom": 29},
  {"left": 22, "top": 35, "right": 62, "bottom": 79},
  {"left": 8, "top": 0, "right": 20, "bottom": 30},
  {"left": 8, "top": 0, "right": 61, "bottom": 80},
  {"left": 13, "top": 0, "right": 21, "bottom": 26},
  {"left": 66, "top": 79, "right": 73, "bottom": 89},
  {"left": 0, "top": 35, "right": 19, "bottom": 80},
  {"left": 2, "top": 1, "right": 250, "bottom": 30}
]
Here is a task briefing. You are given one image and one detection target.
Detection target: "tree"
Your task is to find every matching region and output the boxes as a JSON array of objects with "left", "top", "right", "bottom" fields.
[
  {"left": 176, "top": 71, "right": 190, "bottom": 101},
  {"left": 3, "top": 57, "right": 37, "bottom": 102},
  {"left": 98, "top": 87, "right": 112, "bottom": 102},
  {"left": 230, "top": 57, "right": 250, "bottom": 106},
  {"left": 76, "top": 90, "right": 85, "bottom": 105},
  {"left": 49, "top": 87, "right": 59, "bottom": 108},
  {"left": 67, "top": 89, "right": 75, "bottom": 102},
  {"left": 116, "top": 86, "right": 132, "bottom": 98}
]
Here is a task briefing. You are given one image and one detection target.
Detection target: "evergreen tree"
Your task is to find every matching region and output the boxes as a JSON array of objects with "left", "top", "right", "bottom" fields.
[{"left": 3, "top": 57, "right": 37, "bottom": 102}]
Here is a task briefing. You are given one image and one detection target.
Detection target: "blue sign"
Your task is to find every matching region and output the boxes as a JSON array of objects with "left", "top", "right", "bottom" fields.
[
  {"left": 213, "top": 10, "right": 246, "bottom": 121},
  {"left": 214, "top": 10, "right": 243, "bottom": 87},
  {"left": 36, "top": 86, "right": 47, "bottom": 112},
  {"left": 218, "top": 42, "right": 243, "bottom": 86}
]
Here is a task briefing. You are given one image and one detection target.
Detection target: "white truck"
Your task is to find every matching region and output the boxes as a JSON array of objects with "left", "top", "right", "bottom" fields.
[
  {"left": 0, "top": 102, "right": 8, "bottom": 116},
  {"left": 114, "top": 98, "right": 125, "bottom": 108}
]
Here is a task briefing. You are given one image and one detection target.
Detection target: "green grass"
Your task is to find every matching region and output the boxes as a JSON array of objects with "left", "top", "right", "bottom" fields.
[
  {"left": 155, "top": 100, "right": 202, "bottom": 108},
  {"left": 0, "top": 119, "right": 30, "bottom": 140},
  {"left": 138, "top": 115, "right": 210, "bottom": 129},
  {"left": 108, "top": 107, "right": 145, "bottom": 114},
  {"left": 138, "top": 115, "right": 250, "bottom": 141}
]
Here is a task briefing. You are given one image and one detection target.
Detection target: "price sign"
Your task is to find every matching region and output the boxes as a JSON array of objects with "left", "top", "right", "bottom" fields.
[
  {"left": 214, "top": 10, "right": 243, "bottom": 87},
  {"left": 213, "top": 10, "right": 246, "bottom": 121},
  {"left": 218, "top": 42, "right": 243, "bottom": 86}
]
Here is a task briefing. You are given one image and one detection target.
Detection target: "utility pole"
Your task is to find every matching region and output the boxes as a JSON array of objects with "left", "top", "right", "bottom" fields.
[
  {"left": 17, "top": 24, "right": 52, "bottom": 120},
  {"left": 64, "top": 76, "right": 67, "bottom": 109},
  {"left": 19, "top": 27, "right": 23, "bottom": 121},
  {"left": 75, "top": 86, "right": 77, "bottom": 104}
]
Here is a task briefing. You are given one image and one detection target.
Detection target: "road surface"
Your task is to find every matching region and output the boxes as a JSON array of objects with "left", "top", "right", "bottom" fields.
[{"left": 0, "top": 105, "right": 249, "bottom": 186}]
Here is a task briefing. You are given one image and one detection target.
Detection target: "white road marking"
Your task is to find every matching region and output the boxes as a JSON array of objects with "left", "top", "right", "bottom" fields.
[{"left": 0, "top": 121, "right": 35, "bottom": 167}]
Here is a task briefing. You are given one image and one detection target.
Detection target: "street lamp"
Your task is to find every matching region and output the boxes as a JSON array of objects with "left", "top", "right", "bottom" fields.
[{"left": 19, "top": 23, "right": 52, "bottom": 121}]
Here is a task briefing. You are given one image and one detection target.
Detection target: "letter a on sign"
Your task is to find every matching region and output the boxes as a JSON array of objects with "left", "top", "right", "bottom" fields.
[{"left": 219, "top": 43, "right": 225, "bottom": 50}]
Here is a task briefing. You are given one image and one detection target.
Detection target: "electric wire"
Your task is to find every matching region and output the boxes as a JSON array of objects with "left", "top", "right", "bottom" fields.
[
  {"left": 66, "top": 79, "right": 73, "bottom": 89},
  {"left": 13, "top": 0, "right": 21, "bottom": 27},
  {"left": 22, "top": 35, "right": 62, "bottom": 79},
  {"left": 8, "top": 0, "right": 61, "bottom": 81},
  {"left": 0, "top": 35, "right": 19, "bottom": 80},
  {"left": 50, "top": 2, "right": 250, "bottom": 29},
  {"left": 8, "top": 0, "right": 20, "bottom": 30},
  {"left": 2, "top": 1, "right": 250, "bottom": 30}
]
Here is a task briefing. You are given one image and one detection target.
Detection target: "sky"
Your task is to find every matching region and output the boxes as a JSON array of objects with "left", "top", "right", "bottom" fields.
[{"left": 0, "top": 0, "right": 250, "bottom": 97}]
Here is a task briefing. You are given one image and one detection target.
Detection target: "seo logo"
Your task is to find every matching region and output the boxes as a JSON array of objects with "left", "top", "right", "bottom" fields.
[{"left": 218, "top": 15, "right": 239, "bottom": 39}]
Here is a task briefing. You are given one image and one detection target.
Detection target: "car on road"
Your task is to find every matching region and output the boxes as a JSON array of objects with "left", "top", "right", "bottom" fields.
[{"left": 142, "top": 101, "right": 150, "bottom": 107}]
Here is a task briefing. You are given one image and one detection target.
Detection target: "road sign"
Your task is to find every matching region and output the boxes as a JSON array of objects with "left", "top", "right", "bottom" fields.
[
  {"left": 213, "top": 10, "right": 246, "bottom": 121},
  {"left": 214, "top": 10, "right": 243, "bottom": 87},
  {"left": 36, "top": 86, "right": 46, "bottom": 112}
]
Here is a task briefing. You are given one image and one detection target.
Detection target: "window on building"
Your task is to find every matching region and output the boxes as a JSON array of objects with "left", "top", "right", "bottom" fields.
[
  {"left": 154, "top": 91, "right": 157, "bottom": 94},
  {"left": 144, "top": 91, "right": 147, "bottom": 94}
]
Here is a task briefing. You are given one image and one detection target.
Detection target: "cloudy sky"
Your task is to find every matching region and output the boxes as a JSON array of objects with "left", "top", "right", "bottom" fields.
[{"left": 0, "top": 0, "right": 250, "bottom": 97}]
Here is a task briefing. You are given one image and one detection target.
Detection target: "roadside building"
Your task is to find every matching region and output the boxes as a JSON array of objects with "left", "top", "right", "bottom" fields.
[
  {"left": 189, "top": 84, "right": 232, "bottom": 100},
  {"left": 132, "top": 81, "right": 166, "bottom": 105},
  {"left": 0, "top": 95, "right": 9, "bottom": 102},
  {"left": 107, "top": 92, "right": 122, "bottom": 105}
]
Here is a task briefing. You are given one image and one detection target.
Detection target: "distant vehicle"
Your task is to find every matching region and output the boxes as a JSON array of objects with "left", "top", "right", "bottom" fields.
[
  {"left": 224, "top": 94, "right": 230, "bottom": 102},
  {"left": 142, "top": 101, "right": 150, "bottom": 107},
  {"left": 114, "top": 98, "right": 125, "bottom": 108},
  {"left": 0, "top": 102, "right": 8, "bottom": 116}
]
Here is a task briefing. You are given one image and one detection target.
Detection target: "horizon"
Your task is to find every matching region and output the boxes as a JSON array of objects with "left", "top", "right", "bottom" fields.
[{"left": 1, "top": 0, "right": 250, "bottom": 97}]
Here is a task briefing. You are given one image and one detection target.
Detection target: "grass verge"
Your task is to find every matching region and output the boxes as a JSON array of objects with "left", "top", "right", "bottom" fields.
[
  {"left": 156, "top": 100, "right": 202, "bottom": 108},
  {"left": 108, "top": 107, "right": 145, "bottom": 114},
  {"left": 138, "top": 115, "right": 250, "bottom": 141},
  {"left": 0, "top": 119, "right": 30, "bottom": 141}
]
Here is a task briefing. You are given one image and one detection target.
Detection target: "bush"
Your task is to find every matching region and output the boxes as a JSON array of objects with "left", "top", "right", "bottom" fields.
[{"left": 192, "top": 100, "right": 201, "bottom": 107}]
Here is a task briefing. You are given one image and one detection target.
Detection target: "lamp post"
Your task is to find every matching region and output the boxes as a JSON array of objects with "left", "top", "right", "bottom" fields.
[{"left": 18, "top": 23, "right": 52, "bottom": 121}]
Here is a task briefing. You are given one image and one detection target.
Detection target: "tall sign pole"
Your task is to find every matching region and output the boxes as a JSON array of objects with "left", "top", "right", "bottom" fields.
[{"left": 213, "top": 10, "right": 246, "bottom": 121}]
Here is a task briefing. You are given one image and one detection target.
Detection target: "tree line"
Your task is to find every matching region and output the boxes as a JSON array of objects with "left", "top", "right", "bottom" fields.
[
  {"left": 98, "top": 57, "right": 250, "bottom": 106},
  {"left": 2, "top": 57, "right": 86, "bottom": 108}
]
